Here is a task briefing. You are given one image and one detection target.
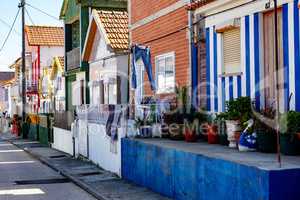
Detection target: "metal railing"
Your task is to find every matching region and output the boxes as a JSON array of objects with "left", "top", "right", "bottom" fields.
[
  {"left": 53, "top": 111, "right": 74, "bottom": 130},
  {"left": 66, "top": 47, "right": 80, "bottom": 71}
]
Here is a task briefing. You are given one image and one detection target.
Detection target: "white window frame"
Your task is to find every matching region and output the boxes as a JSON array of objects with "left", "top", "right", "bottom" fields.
[
  {"left": 155, "top": 52, "right": 176, "bottom": 94},
  {"left": 221, "top": 28, "right": 242, "bottom": 76}
]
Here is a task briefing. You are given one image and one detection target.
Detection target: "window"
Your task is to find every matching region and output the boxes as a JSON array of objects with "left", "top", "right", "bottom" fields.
[
  {"left": 155, "top": 52, "right": 175, "bottom": 94},
  {"left": 223, "top": 28, "right": 241, "bottom": 74}
]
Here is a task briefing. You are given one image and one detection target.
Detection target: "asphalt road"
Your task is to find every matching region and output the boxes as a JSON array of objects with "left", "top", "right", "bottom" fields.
[{"left": 0, "top": 139, "right": 97, "bottom": 200}]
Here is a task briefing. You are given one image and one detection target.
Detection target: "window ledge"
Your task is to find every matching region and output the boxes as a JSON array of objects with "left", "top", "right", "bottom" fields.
[{"left": 219, "top": 72, "right": 243, "bottom": 78}]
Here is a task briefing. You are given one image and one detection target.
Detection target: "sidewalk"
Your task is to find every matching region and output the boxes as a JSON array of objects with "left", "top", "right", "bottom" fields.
[{"left": 0, "top": 131, "right": 170, "bottom": 200}]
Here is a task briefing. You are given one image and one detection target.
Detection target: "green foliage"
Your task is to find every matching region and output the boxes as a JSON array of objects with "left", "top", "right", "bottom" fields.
[
  {"left": 253, "top": 108, "right": 276, "bottom": 134},
  {"left": 225, "top": 97, "right": 252, "bottom": 123},
  {"left": 175, "top": 86, "right": 190, "bottom": 114},
  {"left": 280, "top": 111, "right": 300, "bottom": 134}
]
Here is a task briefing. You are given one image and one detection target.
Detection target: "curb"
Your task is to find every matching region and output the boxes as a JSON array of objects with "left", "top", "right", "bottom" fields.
[{"left": 9, "top": 140, "right": 109, "bottom": 200}]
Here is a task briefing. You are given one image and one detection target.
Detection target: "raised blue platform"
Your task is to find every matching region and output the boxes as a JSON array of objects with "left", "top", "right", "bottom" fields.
[{"left": 121, "top": 138, "right": 300, "bottom": 200}]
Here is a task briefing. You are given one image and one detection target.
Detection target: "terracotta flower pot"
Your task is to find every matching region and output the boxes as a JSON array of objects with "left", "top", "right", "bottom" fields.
[
  {"left": 184, "top": 129, "right": 197, "bottom": 143},
  {"left": 207, "top": 124, "right": 219, "bottom": 144},
  {"left": 297, "top": 133, "right": 300, "bottom": 140}
]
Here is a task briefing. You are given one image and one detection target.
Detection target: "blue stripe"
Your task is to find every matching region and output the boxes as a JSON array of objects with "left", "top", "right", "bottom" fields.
[
  {"left": 237, "top": 76, "right": 242, "bottom": 97},
  {"left": 229, "top": 77, "right": 234, "bottom": 100},
  {"left": 206, "top": 28, "right": 211, "bottom": 111},
  {"left": 192, "top": 44, "right": 198, "bottom": 108},
  {"left": 213, "top": 30, "right": 218, "bottom": 112},
  {"left": 254, "top": 13, "right": 260, "bottom": 109},
  {"left": 222, "top": 77, "right": 226, "bottom": 112},
  {"left": 283, "top": 4, "right": 290, "bottom": 111},
  {"left": 294, "top": 1, "right": 300, "bottom": 111},
  {"left": 245, "top": 16, "right": 251, "bottom": 97}
]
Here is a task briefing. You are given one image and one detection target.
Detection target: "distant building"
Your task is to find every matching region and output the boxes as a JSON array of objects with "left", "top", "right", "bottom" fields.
[{"left": 25, "top": 25, "right": 64, "bottom": 114}]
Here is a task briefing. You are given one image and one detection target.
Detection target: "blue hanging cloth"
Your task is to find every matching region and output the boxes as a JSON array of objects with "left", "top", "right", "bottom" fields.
[{"left": 131, "top": 45, "right": 156, "bottom": 91}]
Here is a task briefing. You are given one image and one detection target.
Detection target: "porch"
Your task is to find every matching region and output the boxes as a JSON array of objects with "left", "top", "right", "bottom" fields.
[{"left": 122, "top": 138, "right": 300, "bottom": 200}]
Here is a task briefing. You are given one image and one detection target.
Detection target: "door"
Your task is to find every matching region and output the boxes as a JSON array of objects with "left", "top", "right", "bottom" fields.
[{"left": 263, "top": 9, "right": 284, "bottom": 110}]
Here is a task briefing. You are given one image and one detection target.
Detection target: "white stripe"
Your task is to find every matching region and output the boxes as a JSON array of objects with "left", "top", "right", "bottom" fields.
[
  {"left": 258, "top": 13, "right": 265, "bottom": 109},
  {"left": 241, "top": 17, "right": 247, "bottom": 97},
  {"left": 209, "top": 27, "right": 215, "bottom": 111},
  {"left": 288, "top": 2, "right": 296, "bottom": 110},
  {"left": 225, "top": 77, "right": 230, "bottom": 102},
  {"left": 249, "top": 14, "right": 255, "bottom": 100},
  {"left": 233, "top": 76, "right": 238, "bottom": 99}
]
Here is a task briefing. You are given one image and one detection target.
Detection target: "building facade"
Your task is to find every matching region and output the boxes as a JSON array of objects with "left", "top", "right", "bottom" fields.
[
  {"left": 193, "top": 0, "right": 300, "bottom": 113},
  {"left": 129, "top": 0, "right": 192, "bottom": 103},
  {"left": 60, "top": 0, "right": 127, "bottom": 112},
  {"left": 25, "top": 25, "right": 64, "bottom": 114}
]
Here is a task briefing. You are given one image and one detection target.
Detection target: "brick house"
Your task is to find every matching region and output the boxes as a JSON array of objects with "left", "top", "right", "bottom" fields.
[{"left": 129, "top": 0, "right": 192, "bottom": 103}]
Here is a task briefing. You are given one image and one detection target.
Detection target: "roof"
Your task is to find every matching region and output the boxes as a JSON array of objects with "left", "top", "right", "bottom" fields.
[
  {"left": 0, "top": 72, "right": 14, "bottom": 81},
  {"left": 50, "top": 56, "right": 65, "bottom": 80},
  {"left": 25, "top": 25, "right": 64, "bottom": 46},
  {"left": 96, "top": 10, "right": 128, "bottom": 50},
  {"left": 82, "top": 9, "right": 128, "bottom": 61},
  {"left": 187, "top": 0, "right": 215, "bottom": 10},
  {"left": 9, "top": 57, "right": 22, "bottom": 69},
  {"left": 57, "top": 56, "right": 65, "bottom": 68}
]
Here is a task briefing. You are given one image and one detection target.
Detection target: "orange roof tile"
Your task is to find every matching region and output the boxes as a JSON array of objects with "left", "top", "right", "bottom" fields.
[
  {"left": 187, "top": 0, "right": 215, "bottom": 10},
  {"left": 95, "top": 10, "right": 128, "bottom": 50},
  {"left": 25, "top": 25, "right": 64, "bottom": 46},
  {"left": 57, "top": 56, "right": 65, "bottom": 68}
]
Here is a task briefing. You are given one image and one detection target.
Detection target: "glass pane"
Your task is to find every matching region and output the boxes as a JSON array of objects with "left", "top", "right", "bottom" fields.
[
  {"left": 157, "top": 73, "right": 165, "bottom": 91},
  {"left": 165, "top": 56, "right": 173, "bottom": 72},
  {"left": 165, "top": 76, "right": 175, "bottom": 91},
  {"left": 157, "top": 59, "right": 165, "bottom": 73}
]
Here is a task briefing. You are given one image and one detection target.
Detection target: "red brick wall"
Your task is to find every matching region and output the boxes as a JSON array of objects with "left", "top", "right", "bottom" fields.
[
  {"left": 131, "top": 0, "right": 178, "bottom": 24},
  {"left": 131, "top": 4, "right": 189, "bottom": 96}
]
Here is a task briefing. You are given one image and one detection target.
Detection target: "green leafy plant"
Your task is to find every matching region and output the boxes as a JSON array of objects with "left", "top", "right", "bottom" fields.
[
  {"left": 280, "top": 111, "right": 300, "bottom": 135},
  {"left": 224, "top": 97, "right": 252, "bottom": 130}
]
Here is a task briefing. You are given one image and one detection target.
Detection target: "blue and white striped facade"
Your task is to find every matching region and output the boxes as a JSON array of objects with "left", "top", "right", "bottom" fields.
[{"left": 199, "top": 0, "right": 300, "bottom": 113}]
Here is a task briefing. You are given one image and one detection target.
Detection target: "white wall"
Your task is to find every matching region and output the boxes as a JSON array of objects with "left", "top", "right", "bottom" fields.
[
  {"left": 88, "top": 123, "right": 123, "bottom": 176},
  {"left": 117, "top": 55, "right": 129, "bottom": 104},
  {"left": 52, "top": 127, "right": 73, "bottom": 155},
  {"left": 40, "top": 46, "right": 64, "bottom": 67}
]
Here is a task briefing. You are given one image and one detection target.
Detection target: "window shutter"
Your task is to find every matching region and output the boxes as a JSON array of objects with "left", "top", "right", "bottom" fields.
[{"left": 223, "top": 28, "right": 241, "bottom": 74}]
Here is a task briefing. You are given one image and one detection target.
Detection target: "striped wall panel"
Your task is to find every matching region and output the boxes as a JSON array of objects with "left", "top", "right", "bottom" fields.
[{"left": 205, "top": 1, "right": 300, "bottom": 112}]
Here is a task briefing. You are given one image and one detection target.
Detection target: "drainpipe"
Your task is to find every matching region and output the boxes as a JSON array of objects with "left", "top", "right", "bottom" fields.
[{"left": 188, "top": 3, "right": 194, "bottom": 111}]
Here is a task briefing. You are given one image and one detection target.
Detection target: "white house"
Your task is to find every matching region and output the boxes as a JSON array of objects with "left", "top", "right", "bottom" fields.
[
  {"left": 193, "top": 0, "right": 300, "bottom": 113},
  {"left": 79, "top": 9, "right": 129, "bottom": 176}
]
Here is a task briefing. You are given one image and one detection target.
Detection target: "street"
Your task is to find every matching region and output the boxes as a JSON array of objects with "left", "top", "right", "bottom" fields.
[{"left": 0, "top": 139, "right": 97, "bottom": 200}]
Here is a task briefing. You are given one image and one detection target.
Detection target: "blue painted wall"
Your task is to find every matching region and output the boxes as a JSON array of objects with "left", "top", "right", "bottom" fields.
[{"left": 122, "top": 139, "right": 300, "bottom": 200}]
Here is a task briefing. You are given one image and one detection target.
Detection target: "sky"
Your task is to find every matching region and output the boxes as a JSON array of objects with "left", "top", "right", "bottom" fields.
[{"left": 0, "top": 0, "right": 64, "bottom": 71}]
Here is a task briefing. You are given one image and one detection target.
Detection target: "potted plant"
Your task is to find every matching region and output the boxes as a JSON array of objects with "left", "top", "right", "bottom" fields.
[
  {"left": 134, "top": 117, "right": 152, "bottom": 138},
  {"left": 279, "top": 111, "right": 300, "bottom": 155},
  {"left": 254, "top": 108, "right": 277, "bottom": 153},
  {"left": 215, "top": 113, "right": 229, "bottom": 146},
  {"left": 225, "top": 97, "right": 252, "bottom": 148},
  {"left": 168, "top": 86, "right": 190, "bottom": 141}
]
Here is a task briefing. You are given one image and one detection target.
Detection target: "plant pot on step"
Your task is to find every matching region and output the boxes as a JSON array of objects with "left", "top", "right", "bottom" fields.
[
  {"left": 296, "top": 133, "right": 300, "bottom": 140},
  {"left": 152, "top": 123, "right": 162, "bottom": 138},
  {"left": 226, "top": 120, "right": 242, "bottom": 148},
  {"left": 139, "top": 126, "right": 152, "bottom": 138},
  {"left": 256, "top": 131, "right": 277, "bottom": 153},
  {"left": 169, "top": 124, "right": 185, "bottom": 140},
  {"left": 184, "top": 128, "right": 197, "bottom": 142},
  {"left": 161, "top": 124, "right": 170, "bottom": 138},
  {"left": 280, "top": 134, "right": 300, "bottom": 156},
  {"left": 207, "top": 124, "right": 219, "bottom": 144}
]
